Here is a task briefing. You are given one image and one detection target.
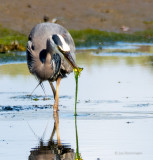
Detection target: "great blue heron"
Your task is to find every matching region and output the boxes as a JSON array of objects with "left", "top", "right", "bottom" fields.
[{"left": 26, "top": 22, "right": 79, "bottom": 111}]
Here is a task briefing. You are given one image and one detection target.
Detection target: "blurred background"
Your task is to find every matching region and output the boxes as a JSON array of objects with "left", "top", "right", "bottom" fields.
[{"left": 1, "top": 0, "right": 153, "bottom": 34}]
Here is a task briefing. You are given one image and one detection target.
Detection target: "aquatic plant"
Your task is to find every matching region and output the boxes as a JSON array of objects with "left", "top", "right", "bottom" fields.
[
  {"left": 73, "top": 67, "right": 83, "bottom": 159},
  {"left": 75, "top": 113, "right": 82, "bottom": 160},
  {"left": 0, "top": 25, "right": 27, "bottom": 52},
  {"left": 74, "top": 67, "right": 83, "bottom": 116}
]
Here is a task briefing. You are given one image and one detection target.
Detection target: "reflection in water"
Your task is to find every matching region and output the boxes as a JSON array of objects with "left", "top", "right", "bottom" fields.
[
  {"left": 0, "top": 63, "right": 30, "bottom": 76},
  {"left": 29, "top": 112, "right": 75, "bottom": 160},
  {"left": 29, "top": 140, "right": 74, "bottom": 160},
  {"left": 1, "top": 50, "right": 153, "bottom": 77},
  {"left": 75, "top": 115, "right": 82, "bottom": 160},
  {"left": 29, "top": 112, "right": 82, "bottom": 160},
  {"left": 2, "top": 44, "right": 153, "bottom": 160}
]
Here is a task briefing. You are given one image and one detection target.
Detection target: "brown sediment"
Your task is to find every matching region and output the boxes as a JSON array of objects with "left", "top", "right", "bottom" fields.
[{"left": 0, "top": 0, "right": 153, "bottom": 34}]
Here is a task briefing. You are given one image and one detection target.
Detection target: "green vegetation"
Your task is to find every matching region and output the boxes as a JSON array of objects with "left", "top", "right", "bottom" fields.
[
  {"left": 74, "top": 67, "right": 83, "bottom": 116},
  {"left": 0, "top": 25, "right": 27, "bottom": 52},
  {"left": 75, "top": 115, "right": 82, "bottom": 160},
  {"left": 0, "top": 63, "right": 29, "bottom": 76},
  {"left": 0, "top": 25, "right": 27, "bottom": 46},
  {"left": 143, "top": 20, "right": 153, "bottom": 25},
  {"left": 1, "top": 25, "right": 153, "bottom": 53},
  {"left": 70, "top": 29, "right": 153, "bottom": 47}
]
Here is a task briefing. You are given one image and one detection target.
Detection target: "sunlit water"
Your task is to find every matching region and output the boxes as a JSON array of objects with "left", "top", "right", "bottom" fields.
[{"left": 0, "top": 43, "right": 153, "bottom": 160}]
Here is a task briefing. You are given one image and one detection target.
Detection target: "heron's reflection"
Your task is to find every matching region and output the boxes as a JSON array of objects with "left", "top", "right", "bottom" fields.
[
  {"left": 28, "top": 111, "right": 82, "bottom": 160},
  {"left": 29, "top": 112, "right": 74, "bottom": 160}
]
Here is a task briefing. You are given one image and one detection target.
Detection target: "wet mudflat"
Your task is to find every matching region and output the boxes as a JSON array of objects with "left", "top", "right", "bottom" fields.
[{"left": 0, "top": 43, "right": 153, "bottom": 160}]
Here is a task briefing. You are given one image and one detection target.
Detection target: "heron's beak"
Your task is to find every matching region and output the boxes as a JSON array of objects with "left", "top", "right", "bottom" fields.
[
  {"left": 63, "top": 51, "right": 79, "bottom": 70},
  {"left": 57, "top": 45, "right": 83, "bottom": 74}
]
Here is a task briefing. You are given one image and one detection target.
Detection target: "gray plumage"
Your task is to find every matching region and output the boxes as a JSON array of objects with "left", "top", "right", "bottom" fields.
[{"left": 26, "top": 22, "right": 76, "bottom": 82}]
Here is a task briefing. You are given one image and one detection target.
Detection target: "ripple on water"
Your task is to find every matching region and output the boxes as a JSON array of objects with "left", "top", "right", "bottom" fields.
[
  {"left": 124, "top": 103, "right": 153, "bottom": 108},
  {"left": 11, "top": 94, "right": 72, "bottom": 100},
  {"left": 83, "top": 99, "right": 121, "bottom": 104},
  {"left": 92, "top": 52, "right": 153, "bottom": 57}
]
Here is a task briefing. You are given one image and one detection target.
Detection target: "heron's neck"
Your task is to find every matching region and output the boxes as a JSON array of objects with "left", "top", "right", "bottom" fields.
[
  {"left": 33, "top": 52, "right": 53, "bottom": 80},
  {"left": 45, "top": 53, "right": 52, "bottom": 65},
  {"left": 35, "top": 52, "right": 52, "bottom": 71}
]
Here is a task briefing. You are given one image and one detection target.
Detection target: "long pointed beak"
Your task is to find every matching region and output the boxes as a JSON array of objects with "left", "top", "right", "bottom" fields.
[
  {"left": 63, "top": 51, "right": 79, "bottom": 71},
  {"left": 57, "top": 46, "right": 83, "bottom": 74}
]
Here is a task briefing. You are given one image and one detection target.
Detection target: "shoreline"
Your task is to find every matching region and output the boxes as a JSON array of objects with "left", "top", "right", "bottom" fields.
[{"left": 0, "top": 25, "right": 153, "bottom": 54}]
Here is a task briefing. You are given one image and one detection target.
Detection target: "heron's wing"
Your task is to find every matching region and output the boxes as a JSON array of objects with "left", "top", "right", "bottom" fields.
[{"left": 26, "top": 41, "right": 35, "bottom": 73}]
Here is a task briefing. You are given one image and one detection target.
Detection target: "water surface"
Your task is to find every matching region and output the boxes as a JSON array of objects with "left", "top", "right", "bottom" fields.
[{"left": 0, "top": 43, "right": 153, "bottom": 160}]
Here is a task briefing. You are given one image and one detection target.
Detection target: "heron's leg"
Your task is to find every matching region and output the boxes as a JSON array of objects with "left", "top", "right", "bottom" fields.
[
  {"left": 40, "top": 83, "right": 47, "bottom": 98},
  {"left": 49, "top": 123, "right": 56, "bottom": 141},
  {"left": 54, "top": 111, "right": 61, "bottom": 145},
  {"left": 49, "top": 111, "right": 61, "bottom": 145},
  {"left": 30, "top": 81, "right": 42, "bottom": 96},
  {"left": 49, "top": 80, "right": 56, "bottom": 99},
  {"left": 53, "top": 77, "right": 61, "bottom": 111}
]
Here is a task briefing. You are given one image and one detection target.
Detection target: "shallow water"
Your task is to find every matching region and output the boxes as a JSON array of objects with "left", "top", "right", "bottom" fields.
[{"left": 0, "top": 43, "right": 153, "bottom": 160}]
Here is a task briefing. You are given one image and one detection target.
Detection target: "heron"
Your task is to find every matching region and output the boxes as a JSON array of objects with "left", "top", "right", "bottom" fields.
[{"left": 26, "top": 22, "right": 79, "bottom": 112}]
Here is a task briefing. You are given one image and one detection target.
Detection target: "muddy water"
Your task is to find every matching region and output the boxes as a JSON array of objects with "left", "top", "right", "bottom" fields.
[{"left": 0, "top": 43, "right": 153, "bottom": 160}]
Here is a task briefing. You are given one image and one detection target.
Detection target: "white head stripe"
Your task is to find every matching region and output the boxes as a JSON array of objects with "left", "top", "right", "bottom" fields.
[{"left": 57, "top": 34, "right": 70, "bottom": 52}]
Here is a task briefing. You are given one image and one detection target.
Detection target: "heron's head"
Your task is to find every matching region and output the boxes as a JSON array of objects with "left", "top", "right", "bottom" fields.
[{"left": 48, "top": 34, "right": 79, "bottom": 71}]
